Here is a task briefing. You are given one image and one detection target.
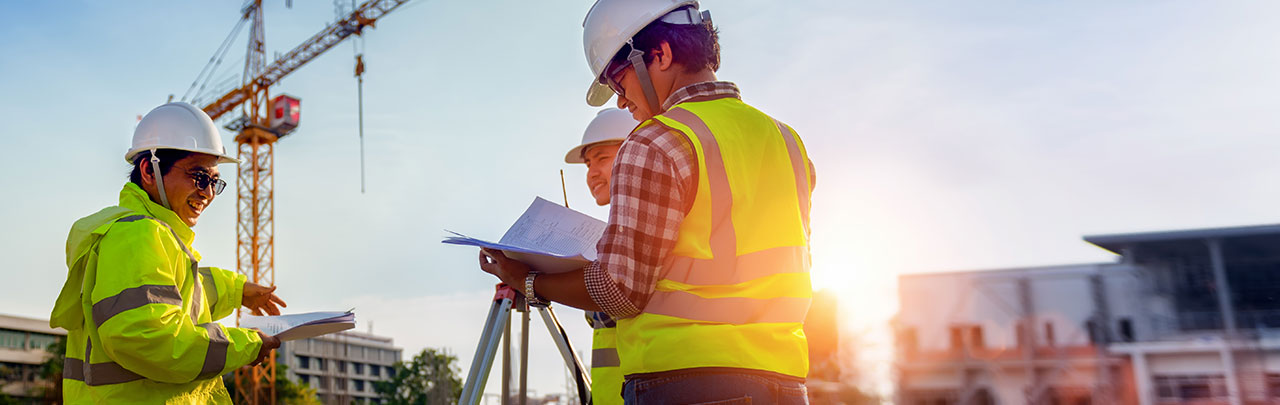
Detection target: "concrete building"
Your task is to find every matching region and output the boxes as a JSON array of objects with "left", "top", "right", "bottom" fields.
[
  {"left": 894, "top": 224, "right": 1280, "bottom": 405},
  {"left": 0, "top": 313, "right": 66, "bottom": 400},
  {"left": 277, "top": 330, "right": 403, "bottom": 404}
]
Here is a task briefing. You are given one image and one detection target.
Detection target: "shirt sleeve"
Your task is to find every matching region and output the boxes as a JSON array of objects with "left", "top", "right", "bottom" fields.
[
  {"left": 92, "top": 221, "right": 262, "bottom": 383},
  {"left": 585, "top": 125, "right": 696, "bottom": 319}
]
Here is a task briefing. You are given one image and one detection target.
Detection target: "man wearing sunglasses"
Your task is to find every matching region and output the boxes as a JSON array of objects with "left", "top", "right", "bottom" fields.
[
  {"left": 479, "top": 1, "right": 817, "bottom": 403},
  {"left": 52, "top": 102, "right": 286, "bottom": 403}
]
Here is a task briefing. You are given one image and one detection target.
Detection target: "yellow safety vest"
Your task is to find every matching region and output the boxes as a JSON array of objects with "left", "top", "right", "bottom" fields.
[
  {"left": 616, "top": 96, "right": 814, "bottom": 378},
  {"left": 51, "top": 183, "right": 262, "bottom": 404},
  {"left": 587, "top": 311, "right": 623, "bottom": 404}
]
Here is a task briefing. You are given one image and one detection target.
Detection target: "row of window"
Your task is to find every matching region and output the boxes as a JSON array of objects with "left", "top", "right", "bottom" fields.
[
  {"left": 298, "top": 374, "right": 381, "bottom": 394},
  {"left": 898, "top": 318, "right": 1138, "bottom": 354},
  {"left": 0, "top": 329, "right": 60, "bottom": 351},
  {"left": 297, "top": 355, "right": 393, "bottom": 378},
  {"left": 291, "top": 339, "right": 399, "bottom": 362}
]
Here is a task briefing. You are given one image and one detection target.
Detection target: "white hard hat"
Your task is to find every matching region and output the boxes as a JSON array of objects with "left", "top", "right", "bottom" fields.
[
  {"left": 566, "top": 108, "right": 638, "bottom": 164},
  {"left": 125, "top": 102, "right": 239, "bottom": 165},
  {"left": 582, "top": 0, "right": 705, "bottom": 107}
]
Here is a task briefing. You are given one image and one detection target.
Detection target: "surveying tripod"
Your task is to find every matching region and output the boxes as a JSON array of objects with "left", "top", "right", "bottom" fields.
[{"left": 459, "top": 283, "right": 593, "bottom": 405}]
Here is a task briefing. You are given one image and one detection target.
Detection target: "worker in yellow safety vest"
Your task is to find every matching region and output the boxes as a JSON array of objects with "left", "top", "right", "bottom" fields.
[
  {"left": 564, "top": 108, "right": 638, "bottom": 405},
  {"left": 50, "top": 102, "right": 287, "bottom": 404},
  {"left": 478, "top": 0, "right": 816, "bottom": 403}
]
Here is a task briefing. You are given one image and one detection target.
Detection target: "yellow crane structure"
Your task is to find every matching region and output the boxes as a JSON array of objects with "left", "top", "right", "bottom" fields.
[{"left": 189, "top": 0, "right": 411, "bottom": 403}]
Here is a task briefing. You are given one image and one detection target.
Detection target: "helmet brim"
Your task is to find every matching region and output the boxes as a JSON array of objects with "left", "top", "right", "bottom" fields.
[{"left": 586, "top": 81, "right": 614, "bottom": 107}]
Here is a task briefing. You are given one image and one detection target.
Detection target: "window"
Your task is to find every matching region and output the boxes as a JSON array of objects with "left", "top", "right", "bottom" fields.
[
  {"left": 387, "top": 366, "right": 396, "bottom": 378},
  {"left": 897, "top": 328, "right": 918, "bottom": 358},
  {"left": 355, "top": 363, "right": 365, "bottom": 375},
  {"left": 969, "top": 326, "right": 984, "bottom": 349},
  {"left": 299, "top": 375, "right": 310, "bottom": 386},
  {"left": 1118, "top": 318, "right": 1135, "bottom": 342},
  {"left": 371, "top": 364, "right": 381, "bottom": 377},
  {"left": 336, "top": 378, "right": 347, "bottom": 392},
  {"left": 318, "top": 377, "right": 330, "bottom": 389},
  {"left": 338, "top": 360, "right": 347, "bottom": 373},
  {"left": 298, "top": 355, "right": 310, "bottom": 369},
  {"left": 1044, "top": 322, "right": 1056, "bottom": 347},
  {"left": 355, "top": 379, "right": 365, "bottom": 392},
  {"left": 0, "top": 330, "right": 24, "bottom": 349},
  {"left": 28, "top": 334, "right": 59, "bottom": 351},
  {"left": 1155, "top": 375, "right": 1227, "bottom": 401},
  {"left": 949, "top": 326, "right": 964, "bottom": 351},
  {"left": 317, "top": 358, "right": 327, "bottom": 371}
]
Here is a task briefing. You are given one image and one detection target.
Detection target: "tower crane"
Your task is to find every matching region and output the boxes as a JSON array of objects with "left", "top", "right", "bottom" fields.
[{"left": 187, "top": 0, "right": 411, "bottom": 403}]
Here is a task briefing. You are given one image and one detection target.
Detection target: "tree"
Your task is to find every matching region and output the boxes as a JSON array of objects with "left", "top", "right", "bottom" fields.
[
  {"left": 373, "top": 348, "right": 462, "bottom": 405},
  {"left": 38, "top": 337, "right": 67, "bottom": 403}
]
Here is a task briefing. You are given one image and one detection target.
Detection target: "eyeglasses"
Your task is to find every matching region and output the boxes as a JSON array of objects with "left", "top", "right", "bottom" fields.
[
  {"left": 188, "top": 171, "right": 227, "bottom": 195},
  {"left": 601, "top": 57, "right": 631, "bottom": 96}
]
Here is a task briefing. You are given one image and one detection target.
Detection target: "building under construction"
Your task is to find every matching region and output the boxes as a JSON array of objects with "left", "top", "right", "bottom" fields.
[{"left": 895, "top": 224, "right": 1280, "bottom": 404}]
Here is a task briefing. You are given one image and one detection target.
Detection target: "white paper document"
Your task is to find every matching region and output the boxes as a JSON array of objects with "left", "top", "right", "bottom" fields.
[
  {"left": 240, "top": 311, "right": 356, "bottom": 342},
  {"left": 442, "top": 197, "right": 606, "bottom": 273}
]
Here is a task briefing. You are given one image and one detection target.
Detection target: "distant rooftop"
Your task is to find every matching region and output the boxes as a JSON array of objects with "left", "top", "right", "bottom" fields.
[
  {"left": 0, "top": 313, "right": 65, "bottom": 336},
  {"left": 1084, "top": 223, "right": 1280, "bottom": 255}
]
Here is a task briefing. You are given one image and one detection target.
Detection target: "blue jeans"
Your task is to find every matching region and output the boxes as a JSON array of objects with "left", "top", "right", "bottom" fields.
[{"left": 622, "top": 370, "right": 809, "bottom": 404}]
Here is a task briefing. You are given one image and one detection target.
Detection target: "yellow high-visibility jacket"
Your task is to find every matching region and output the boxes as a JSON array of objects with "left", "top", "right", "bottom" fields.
[{"left": 50, "top": 183, "right": 263, "bottom": 404}]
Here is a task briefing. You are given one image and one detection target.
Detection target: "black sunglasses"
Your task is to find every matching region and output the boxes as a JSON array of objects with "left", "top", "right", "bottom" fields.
[{"left": 188, "top": 171, "right": 227, "bottom": 195}]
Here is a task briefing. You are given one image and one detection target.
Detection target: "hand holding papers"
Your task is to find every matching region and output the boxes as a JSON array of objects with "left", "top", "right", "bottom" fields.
[
  {"left": 240, "top": 311, "right": 356, "bottom": 342},
  {"left": 443, "top": 197, "right": 606, "bottom": 273}
]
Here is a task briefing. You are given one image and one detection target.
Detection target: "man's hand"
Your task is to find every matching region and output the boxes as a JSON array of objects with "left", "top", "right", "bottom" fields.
[
  {"left": 250, "top": 329, "right": 280, "bottom": 367},
  {"left": 243, "top": 282, "right": 287, "bottom": 316},
  {"left": 479, "top": 248, "right": 530, "bottom": 287}
]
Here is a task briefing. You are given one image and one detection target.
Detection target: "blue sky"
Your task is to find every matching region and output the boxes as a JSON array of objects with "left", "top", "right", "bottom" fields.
[{"left": 2, "top": 0, "right": 1278, "bottom": 397}]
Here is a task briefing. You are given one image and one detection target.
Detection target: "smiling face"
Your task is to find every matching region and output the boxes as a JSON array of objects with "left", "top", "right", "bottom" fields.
[
  {"left": 145, "top": 153, "right": 221, "bottom": 227},
  {"left": 582, "top": 142, "right": 622, "bottom": 206}
]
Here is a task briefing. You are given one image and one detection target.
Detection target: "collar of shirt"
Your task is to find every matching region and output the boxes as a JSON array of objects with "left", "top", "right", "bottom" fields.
[{"left": 661, "top": 81, "right": 741, "bottom": 111}]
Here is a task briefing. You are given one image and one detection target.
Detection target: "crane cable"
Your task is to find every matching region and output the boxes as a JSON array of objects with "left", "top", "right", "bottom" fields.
[{"left": 181, "top": 14, "right": 250, "bottom": 104}]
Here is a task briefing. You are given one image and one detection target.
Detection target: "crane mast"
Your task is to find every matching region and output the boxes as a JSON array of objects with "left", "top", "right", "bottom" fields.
[{"left": 195, "top": 0, "right": 411, "bottom": 403}]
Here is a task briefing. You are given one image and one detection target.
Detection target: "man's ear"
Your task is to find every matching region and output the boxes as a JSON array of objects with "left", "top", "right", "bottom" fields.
[
  {"left": 653, "top": 41, "right": 675, "bottom": 72},
  {"left": 139, "top": 159, "right": 155, "bottom": 186}
]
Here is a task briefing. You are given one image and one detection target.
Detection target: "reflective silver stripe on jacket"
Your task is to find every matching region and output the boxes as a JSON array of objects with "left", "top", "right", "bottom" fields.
[
  {"left": 64, "top": 340, "right": 143, "bottom": 386},
  {"left": 91, "top": 285, "right": 183, "bottom": 326},
  {"left": 197, "top": 267, "right": 218, "bottom": 310},
  {"left": 592, "top": 348, "right": 620, "bottom": 368},
  {"left": 197, "top": 322, "right": 230, "bottom": 379}
]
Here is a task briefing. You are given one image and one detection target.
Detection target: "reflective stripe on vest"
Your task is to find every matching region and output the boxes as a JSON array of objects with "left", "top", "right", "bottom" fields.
[{"left": 617, "top": 99, "right": 813, "bottom": 378}]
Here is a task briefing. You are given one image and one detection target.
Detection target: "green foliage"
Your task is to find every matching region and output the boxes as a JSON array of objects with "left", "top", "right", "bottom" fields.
[
  {"left": 373, "top": 348, "right": 462, "bottom": 405},
  {"left": 39, "top": 337, "right": 67, "bottom": 401},
  {"left": 223, "top": 363, "right": 319, "bottom": 405}
]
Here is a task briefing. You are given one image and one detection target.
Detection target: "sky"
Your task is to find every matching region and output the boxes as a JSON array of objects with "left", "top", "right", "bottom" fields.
[{"left": 2, "top": 0, "right": 1278, "bottom": 398}]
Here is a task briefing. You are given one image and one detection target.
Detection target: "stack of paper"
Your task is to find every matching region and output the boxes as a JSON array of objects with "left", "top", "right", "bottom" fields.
[
  {"left": 240, "top": 311, "right": 356, "bottom": 341},
  {"left": 443, "top": 197, "right": 606, "bottom": 273}
]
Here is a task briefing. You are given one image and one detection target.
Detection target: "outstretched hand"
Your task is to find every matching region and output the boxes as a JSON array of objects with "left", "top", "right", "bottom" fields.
[{"left": 243, "top": 282, "right": 287, "bottom": 316}]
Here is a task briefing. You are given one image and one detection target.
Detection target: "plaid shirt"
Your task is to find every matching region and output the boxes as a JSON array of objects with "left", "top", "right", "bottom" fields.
[{"left": 584, "top": 81, "right": 815, "bottom": 319}]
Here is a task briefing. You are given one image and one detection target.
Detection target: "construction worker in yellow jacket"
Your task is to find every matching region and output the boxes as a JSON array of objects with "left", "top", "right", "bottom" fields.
[
  {"left": 50, "top": 102, "right": 286, "bottom": 404},
  {"left": 565, "top": 108, "right": 637, "bottom": 405},
  {"left": 479, "top": 0, "right": 815, "bottom": 403}
]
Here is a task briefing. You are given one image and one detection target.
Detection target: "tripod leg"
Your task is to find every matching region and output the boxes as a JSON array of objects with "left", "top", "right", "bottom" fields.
[
  {"left": 520, "top": 306, "right": 530, "bottom": 405},
  {"left": 537, "top": 306, "right": 593, "bottom": 404},
  {"left": 460, "top": 291, "right": 515, "bottom": 405},
  {"left": 502, "top": 313, "right": 512, "bottom": 405}
]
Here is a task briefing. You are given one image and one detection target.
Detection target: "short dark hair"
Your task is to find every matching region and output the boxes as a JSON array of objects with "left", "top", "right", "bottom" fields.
[
  {"left": 129, "top": 149, "right": 194, "bottom": 186},
  {"left": 611, "top": 8, "right": 720, "bottom": 74}
]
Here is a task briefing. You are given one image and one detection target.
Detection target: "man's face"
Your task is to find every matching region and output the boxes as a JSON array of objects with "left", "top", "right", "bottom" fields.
[
  {"left": 159, "top": 153, "right": 221, "bottom": 227},
  {"left": 611, "top": 65, "right": 657, "bottom": 122},
  {"left": 583, "top": 142, "right": 621, "bottom": 206}
]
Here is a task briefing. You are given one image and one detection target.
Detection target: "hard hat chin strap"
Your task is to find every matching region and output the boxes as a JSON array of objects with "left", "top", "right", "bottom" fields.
[
  {"left": 626, "top": 43, "right": 664, "bottom": 118},
  {"left": 149, "top": 149, "right": 172, "bottom": 210}
]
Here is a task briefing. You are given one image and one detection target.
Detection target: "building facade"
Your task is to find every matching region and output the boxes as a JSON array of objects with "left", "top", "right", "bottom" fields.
[
  {"left": 0, "top": 313, "right": 66, "bottom": 400},
  {"left": 277, "top": 330, "right": 403, "bottom": 404},
  {"left": 895, "top": 224, "right": 1280, "bottom": 405}
]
